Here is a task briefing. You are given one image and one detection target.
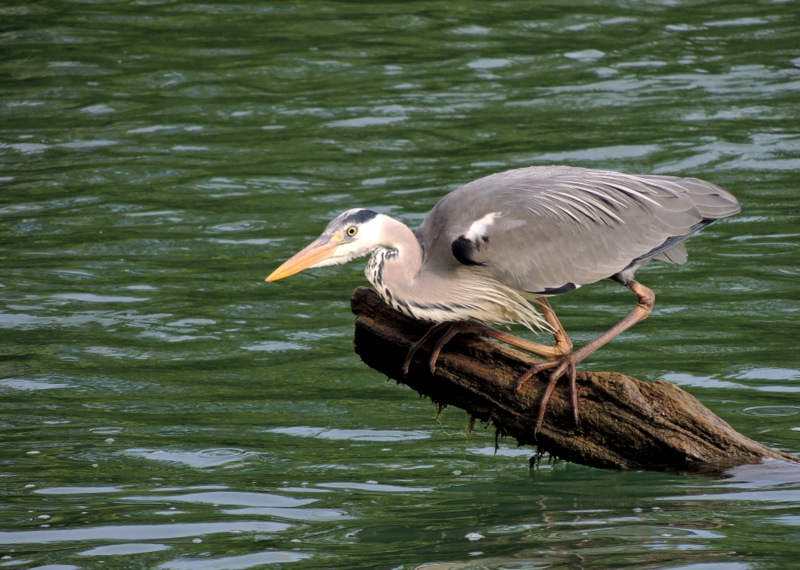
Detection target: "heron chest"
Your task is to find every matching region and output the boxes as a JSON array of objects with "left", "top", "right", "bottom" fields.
[{"left": 365, "top": 249, "right": 482, "bottom": 324}]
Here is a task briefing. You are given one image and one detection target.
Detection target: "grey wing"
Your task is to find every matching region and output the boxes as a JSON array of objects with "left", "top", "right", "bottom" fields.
[{"left": 416, "top": 166, "right": 740, "bottom": 294}]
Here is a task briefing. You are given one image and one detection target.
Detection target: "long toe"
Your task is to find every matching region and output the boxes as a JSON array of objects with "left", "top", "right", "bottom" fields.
[
  {"left": 522, "top": 355, "right": 581, "bottom": 434},
  {"left": 567, "top": 362, "right": 579, "bottom": 427},
  {"left": 403, "top": 322, "right": 453, "bottom": 376},
  {"left": 515, "top": 359, "right": 559, "bottom": 393},
  {"left": 534, "top": 367, "right": 563, "bottom": 433},
  {"left": 428, "top": 352, "right": 438, "bottom": 374},
  {"left": 402, "top": 344, "right": 421, "bottom": 375}
]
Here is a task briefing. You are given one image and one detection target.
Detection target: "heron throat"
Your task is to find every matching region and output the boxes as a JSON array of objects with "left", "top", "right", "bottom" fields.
[{"left": 365, "top": 246, "right": 466, "bottom": 323}]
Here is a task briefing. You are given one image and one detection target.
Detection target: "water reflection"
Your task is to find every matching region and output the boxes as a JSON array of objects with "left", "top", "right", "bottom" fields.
[
  {"left": 663, "top": 460, "right": 800, "bottom": 504},
  {"left": 0, "top": 520, "right": 289, "bottom": 545}
]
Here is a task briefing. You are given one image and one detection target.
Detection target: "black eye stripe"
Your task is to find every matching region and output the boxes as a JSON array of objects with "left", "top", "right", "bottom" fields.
[{"left": 343, "top": 209, "right": 378, "bottom": 225}]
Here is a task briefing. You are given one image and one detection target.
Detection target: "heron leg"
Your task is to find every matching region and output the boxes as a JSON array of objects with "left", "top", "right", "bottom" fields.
[
  {"left": 521, "top": 279, "right": 656, "bottom": 433},
  {"left": 510, "top": 298, "right": 578, "bottom": 429},
  {"left": 566, "top": 279, "right": 655, "bottom": 368},
  {"left": 404, "top": 314, "right": 567, "bottom": 376},
  {"left": 427, "top": 323, "right": 467, "bottom": 373},
  {"left": 404, "top": 298, "right": 574, "bottom": 376},
  {"left": 406, "top": 320, "right": 524, "bottom": 374},
  {"left": 482, "top": 298, "right": 573, "bottom": 360},
  {"left": 429, "top": 305, "right": 576, "bottom": 374}
]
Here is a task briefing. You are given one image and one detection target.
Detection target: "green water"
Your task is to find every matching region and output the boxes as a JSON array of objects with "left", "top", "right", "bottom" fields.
[{"left": 2, "top": 1, "right": 800, "bottom": 568}]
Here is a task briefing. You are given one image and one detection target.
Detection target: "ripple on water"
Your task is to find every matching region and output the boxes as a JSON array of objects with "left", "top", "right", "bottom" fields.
[
  {"left": 209, "top": 237, "right": 279, "bottom": 245},
  {"left": 742, "top": 406, "right": 800, "bottom": 417},
  {"left": 564, "top": 49, "right": 605, "bottom": 62},
  {"left": 241, "top": 340, "right": 308, "bottom": 352},
  {"left": 0, "top": 521, "right": 289, "bottom": 546},
  {"left": 267, "top": 425, "right": 430, "bottom": 442},
  {"left": 205, "top": 220, "right": 267, "bottom": 233},
  {"left": 736, "top": 367, "right": 800, "bottom": 382},
  {"left": 124, "top": 489, "right": 348, "bottom": 523},
  {"left": 660, "top": 372, "right": 745, "bottom": 390},
  {"left": 325, "top": 116, "right": 406, "bottom": 128},
  {"left": 0, "top": 378, "right": 72, "bottom": 391},
  {"left": 317, "top": 481, "right": 433, "bottom": 494},
  {"left": 467, "top": 57, "right": 513, "bottom": 70},
  {"left": 534, "top": 144, "right": 660, "bottom": 163},
  {"left": 128, "top": 490, "right": 313, "bottom": 508},
  {"left": 122, "top": 447, "right": 259, "bottom": 469},
  {"left": 51, "top": 293, "right": 149, "bottom": 303},
  {"left": 80, "top": 543, "right": 171, "bottom": 557},
  {"left": 34, "top": 486, "right": 122, "bottom": 495},
  {"left": 156, "top": 550, "right": 311, "bottom": 569},
  {"left": 663, "top": 370, "right": 800, "bottom": 394}
]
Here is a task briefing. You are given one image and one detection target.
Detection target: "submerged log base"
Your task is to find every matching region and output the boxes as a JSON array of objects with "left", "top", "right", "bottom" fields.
[{"left": 350, "top": 286, "right": 798, "bottom": 473}]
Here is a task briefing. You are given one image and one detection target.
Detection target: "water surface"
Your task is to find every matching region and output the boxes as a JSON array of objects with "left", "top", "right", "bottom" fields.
[{"left": 2, "top": 1, "right": 800, "bottom": 568}]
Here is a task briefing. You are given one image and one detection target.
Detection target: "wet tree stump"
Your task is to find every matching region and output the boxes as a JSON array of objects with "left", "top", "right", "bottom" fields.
[{"left": 351, "top": 286, "right": 798, "bottom": 472}]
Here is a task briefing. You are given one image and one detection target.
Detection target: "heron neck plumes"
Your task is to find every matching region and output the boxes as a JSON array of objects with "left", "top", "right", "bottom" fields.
[
  {"left": 365, "top": 216, "right": 422, "bottom": 316},
  {"left": 364, "top": 215, "right": 548, "bottom": 331}
]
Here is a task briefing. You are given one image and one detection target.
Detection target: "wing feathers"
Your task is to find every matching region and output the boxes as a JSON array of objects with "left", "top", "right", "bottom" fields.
[{"left": 416, "top": 166, "right": 739, "bottom": 294}]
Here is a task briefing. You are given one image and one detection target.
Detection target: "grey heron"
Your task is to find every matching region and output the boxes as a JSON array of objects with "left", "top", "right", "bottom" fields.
[{"left": 267, "top": 166, "right": 740, "bottom": 432}]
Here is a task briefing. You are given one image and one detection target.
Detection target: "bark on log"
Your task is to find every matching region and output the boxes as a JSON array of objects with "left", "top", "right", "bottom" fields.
[{"left": 350, "top": 286, "right": 798, "bottom": 473}]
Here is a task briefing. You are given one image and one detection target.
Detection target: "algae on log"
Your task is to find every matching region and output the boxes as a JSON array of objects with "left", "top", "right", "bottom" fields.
[{"left": 350, "top": 286, "right": 798, "bottom": 472}]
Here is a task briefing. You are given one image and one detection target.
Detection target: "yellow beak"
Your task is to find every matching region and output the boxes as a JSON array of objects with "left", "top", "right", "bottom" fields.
[{"left": 266, "top": 237, "right": 338, "bottom": 282}]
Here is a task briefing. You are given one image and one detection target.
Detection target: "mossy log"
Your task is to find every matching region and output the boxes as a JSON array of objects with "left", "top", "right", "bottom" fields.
[{"left": 350, "top": 286, "right": 798, "bottom": 473}]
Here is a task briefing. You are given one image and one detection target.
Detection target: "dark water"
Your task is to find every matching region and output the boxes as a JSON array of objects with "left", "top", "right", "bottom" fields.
[{"left": 2, "top": 1, "right": 800, "bottom": 568}]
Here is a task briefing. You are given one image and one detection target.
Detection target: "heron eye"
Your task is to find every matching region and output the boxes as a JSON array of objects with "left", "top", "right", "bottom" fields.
[{"left": 346, "top": 226, "right": 358, "bottom": 237}]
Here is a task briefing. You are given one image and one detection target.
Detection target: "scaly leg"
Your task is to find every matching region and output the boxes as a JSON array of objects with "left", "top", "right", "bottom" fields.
[
  {"left": 520, "top": 279, "right": 656, "bottom": 433},
  {"left": 403, "top": 296, "right": 572, "bottom": 375},
  {"left": 485, "top": 298, "right": 581, "bottom": 427},
  {"left": 488, "top": 298, "right": 573, "bottom": 360},
  {"left": 402, "top": 283, "right": 654, "bottom": 434}
]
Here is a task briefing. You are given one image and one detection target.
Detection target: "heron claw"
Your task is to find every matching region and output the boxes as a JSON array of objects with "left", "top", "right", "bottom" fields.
[
  {"left": 404, "top": 322, "right": 477, "bottom": 377},
  {"left": 426, "top": 351, "right": 439, "bottom": 374},
  {"left": 402, "top": 322, "right": 452, "bottom": 376},
  {"left": 516, "top": 355, "right": 580, "bottom": 434},
  {"left": 401, "top": 356, "right": 412, "bottom": 376},
  {"left": 514, "top": 360, "right": 558, "bottom": 393}
]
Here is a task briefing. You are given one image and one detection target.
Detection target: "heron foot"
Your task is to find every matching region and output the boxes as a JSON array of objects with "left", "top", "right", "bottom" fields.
[
  {"left": 404, "top": 320, "right": 580, "bottom": 434},
  {"left": 516, "top": 355, "right": 580, "bottom": 434},
  {"left": 403, "top": 321, "right": 492, "bottom": 375},
  {"left": 402, "top": 322, "right": 454, "bottom": 375}
]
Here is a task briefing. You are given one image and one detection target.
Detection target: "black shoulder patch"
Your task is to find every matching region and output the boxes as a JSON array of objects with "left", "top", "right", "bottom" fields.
[{"left": 451, "top": 235, "right": 485, "bottom": 266}]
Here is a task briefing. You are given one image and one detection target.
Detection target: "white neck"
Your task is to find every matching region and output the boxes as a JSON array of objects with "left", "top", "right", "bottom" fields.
[{"left": 364, "top": 216, "right": 424, "bottom": 316}]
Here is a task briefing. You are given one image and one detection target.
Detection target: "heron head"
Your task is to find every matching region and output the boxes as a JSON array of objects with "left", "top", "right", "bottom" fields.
[{"left": 266, "top": 209, "right": 384, "bottom": 281}]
